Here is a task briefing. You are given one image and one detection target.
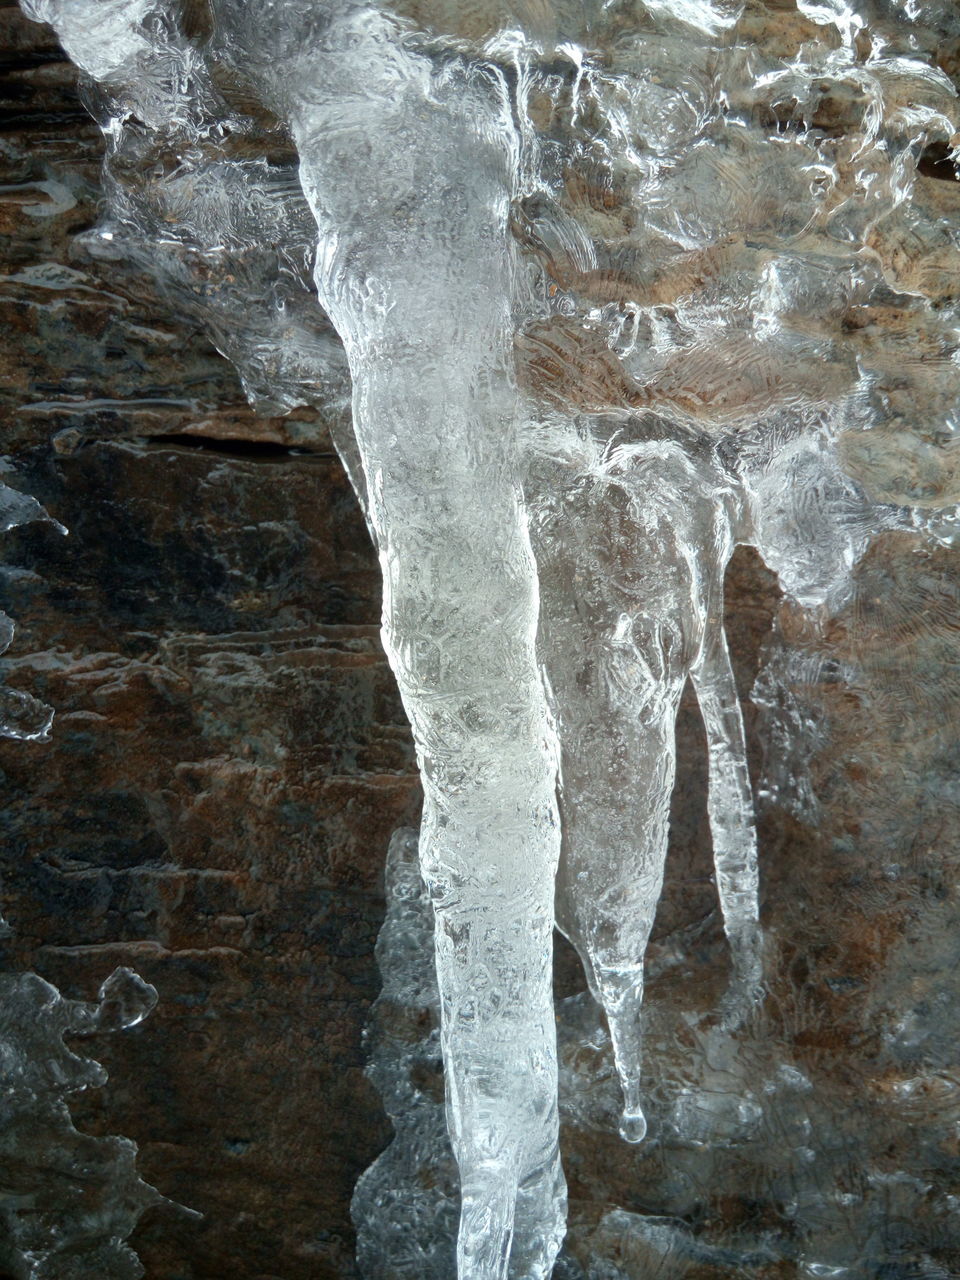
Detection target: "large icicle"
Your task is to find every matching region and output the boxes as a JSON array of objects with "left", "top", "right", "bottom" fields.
[{"left": 284, "top": 16, "right": 567, "bottom": 1275}]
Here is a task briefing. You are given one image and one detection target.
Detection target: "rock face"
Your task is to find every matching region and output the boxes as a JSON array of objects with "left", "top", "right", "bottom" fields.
[
  {"left": 3, "top": 3, "right": 960, "bottom": 1279},
  {"left": 0, "top": 9, "right": 419, "bottom": 1277}
]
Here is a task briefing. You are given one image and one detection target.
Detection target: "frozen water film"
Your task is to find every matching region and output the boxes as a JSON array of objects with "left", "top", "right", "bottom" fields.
[
  {"left": 0, "top": 479, "right": 65, "bottom": 754},
  {"left": 15, "top": 0, "right": 960, "bottom": 1274},
  {"left": 0, "top": 479, "right": 171, "bottom": 1277},
  {"left": 0, "top": 968, "right": 165, "bottom": 1280}
]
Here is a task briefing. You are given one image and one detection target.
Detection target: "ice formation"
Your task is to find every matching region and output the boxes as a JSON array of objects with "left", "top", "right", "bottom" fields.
[
  {"left": 16, "top": 0, "right": 960, "bottom": 1275},
  {"left": 0, "top": 479, "right": 66, "bottom": 758},
  {"left": 0, "top": 477, "right": 67, "bottom": 942},
  {"left": 0, "top": 480, "right": 169, "bottom": 1277},
  {"left": 0, "top": 968, "right": 164, "bottom": 1280}
]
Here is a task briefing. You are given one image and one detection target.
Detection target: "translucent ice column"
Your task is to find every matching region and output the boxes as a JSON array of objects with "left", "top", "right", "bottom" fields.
[
  {"left": 22, "top": 2, "right": 566, "bottom": 1272},
  {"left": 530, "top": 436, "right": 761, "bottom": 1144},
  {"left": 281, "top": 17, "right": 568, "bottom": 1275}
]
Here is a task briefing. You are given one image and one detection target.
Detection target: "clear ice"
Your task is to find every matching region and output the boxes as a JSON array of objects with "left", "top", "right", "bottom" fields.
[
  {"left": 0, "top": 479, "right": 66, "bottom": 753},
  {"left": 0, "top": 478, "right": 168, "bottom": 1277},
  {"left": 16, "top": 0, "right": 960, "bottom": 1275},
  {"left": 0, "top": 968, "right": 165, "bottom": 1280}
]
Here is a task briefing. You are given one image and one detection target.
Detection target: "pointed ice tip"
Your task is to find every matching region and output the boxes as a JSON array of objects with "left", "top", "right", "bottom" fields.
[
  {"left": 31, "top": 707, "right": 56, "bottom": 743},
  {"left": 0, "top": 481, "right": 66, "bottom": 536}
]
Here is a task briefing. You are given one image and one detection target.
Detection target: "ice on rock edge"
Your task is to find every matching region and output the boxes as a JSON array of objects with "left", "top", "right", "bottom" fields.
[
  {"left": 0, "top": 479, "right": 66, "bottom": 747},
  {"left": 0, "top": 476, "right": 65, "bottom": 930},
  {"left": 0, "top": 968, "right": 168, "bottom": 1280},
  {"left": 0, "top": 482, "right": 176, "bottom": 1278},
  {"left": 15, "top": 0, "right": 960, "bottom": 1276}
]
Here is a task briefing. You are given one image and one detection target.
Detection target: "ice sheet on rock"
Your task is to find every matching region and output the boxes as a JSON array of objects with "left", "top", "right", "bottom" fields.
[
  {"left": 0, "top": 968, "right": 166, "bottom": 1280},
  {"left": 0, "top": 477, "right": 63, "bottom": 939},
  {"left": 0, "top": 480, "right": 66, "bottom": 744},
  {"left": 0, "top": 478, "right": 175, "bottom": 1278}
]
